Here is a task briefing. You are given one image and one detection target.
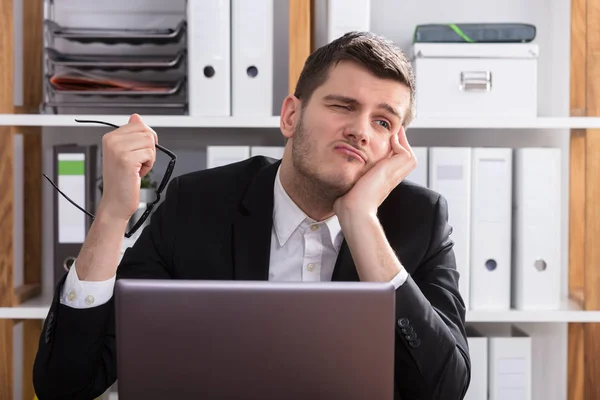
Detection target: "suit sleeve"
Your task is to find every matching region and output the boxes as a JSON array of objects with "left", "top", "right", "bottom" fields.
[
  {"left": 393, "top": 194, "right": 471, "bottom": 400},
  {"left": 33, "top": 177, "right": 181, "bottom": 400}
]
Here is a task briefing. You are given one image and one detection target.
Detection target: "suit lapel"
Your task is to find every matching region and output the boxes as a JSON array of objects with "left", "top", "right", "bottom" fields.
[
  {"left": 331, "top": 240, "right": 360, "bottom": 282},
  {"left": 232, "top": 160, "right": 280, "bottom": 281}
]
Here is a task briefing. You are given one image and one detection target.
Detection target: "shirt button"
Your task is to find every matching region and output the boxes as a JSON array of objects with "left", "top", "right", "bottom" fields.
[
  {"left": 67, "top": 291, "right": 76, "bottom": 302},
  {"left": 85, "top": 295, "right": 95, "bottom": 305},
  {"left": 307, "top": 263, "right": 315, "bottom": 271},
  {"left": 310, "top": 224, "right": 319, "bottom": 231}
]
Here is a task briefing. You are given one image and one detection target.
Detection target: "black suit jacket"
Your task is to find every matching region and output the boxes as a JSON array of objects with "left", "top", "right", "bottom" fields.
[{"left": 33, "top": 156, "right": 470, "bottom": 400}]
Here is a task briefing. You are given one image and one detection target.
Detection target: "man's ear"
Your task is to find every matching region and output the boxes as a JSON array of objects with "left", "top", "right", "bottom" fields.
[{"left": 280, "top": 95, "right": 301, "bottom": 139}]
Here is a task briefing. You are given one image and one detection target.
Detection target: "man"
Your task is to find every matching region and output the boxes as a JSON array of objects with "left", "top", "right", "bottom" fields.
[{"left": 33, "top": 31, "right": 470, "bottom": 399}]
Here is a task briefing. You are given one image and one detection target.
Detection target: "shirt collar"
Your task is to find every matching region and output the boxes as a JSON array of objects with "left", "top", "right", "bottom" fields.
[{"left": 273, "top": 166, "right": 344, "bottom": 250}]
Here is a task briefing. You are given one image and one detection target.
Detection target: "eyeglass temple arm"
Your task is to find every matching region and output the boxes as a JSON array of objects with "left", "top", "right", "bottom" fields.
[
  {"left": 74, "top": 119, "right": 176, "bottom": 158},
  {"left": 43, "top": 174, "right": 96, "bottom": 220}
]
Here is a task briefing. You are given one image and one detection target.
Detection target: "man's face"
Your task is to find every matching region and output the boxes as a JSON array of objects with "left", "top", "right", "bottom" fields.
[{"left": 285, "top": 60, "right": 411, "bottom": 198}]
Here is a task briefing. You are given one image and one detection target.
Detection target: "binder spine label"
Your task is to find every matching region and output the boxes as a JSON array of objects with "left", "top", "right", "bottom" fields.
[{"left": 57, "top": 153, "right": 86, "bottom": 243}]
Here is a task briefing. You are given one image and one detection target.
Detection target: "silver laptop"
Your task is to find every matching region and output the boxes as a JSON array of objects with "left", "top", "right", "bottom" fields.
[{"left": 115, "top": 279, "right": 396, "bottom": 400}]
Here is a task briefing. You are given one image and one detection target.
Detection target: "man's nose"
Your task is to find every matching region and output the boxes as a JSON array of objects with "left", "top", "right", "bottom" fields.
[{"left": 343, "top": 115, "right": 370, "bottom": 145}]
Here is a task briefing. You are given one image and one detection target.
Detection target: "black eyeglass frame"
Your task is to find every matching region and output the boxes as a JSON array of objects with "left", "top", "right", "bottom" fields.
[{"left": 43, "top": 119, "right": 177, "bottom": 238}]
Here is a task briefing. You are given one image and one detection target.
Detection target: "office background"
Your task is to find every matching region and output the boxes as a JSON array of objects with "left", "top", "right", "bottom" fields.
[{"left": 1, "top": 0, "right": 598, "bottom": 399}]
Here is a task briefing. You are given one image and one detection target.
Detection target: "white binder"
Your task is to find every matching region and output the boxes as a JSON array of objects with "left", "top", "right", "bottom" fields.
[
  {"left": 250, "top": 146, "right": 285, "bottom": 160},
  {"left": 232, "top": 0, "right": 274, "bottom": 116},
  {"left": 326, "top": 0, "right": 371, "bottom": 42},
  {"left": 206, "top": 146, "right": 250, "bottom": 169},
  {"left": 464, "top": 328, "right": 488, "bottom": 400},
  {"left": 488, "top": 327, "right": 532, "bottom": 400},
  {"left": 429, "top": 147, "right": 472, "bottom": 309},
  {"left": 512, "top": 148, "right": 561, "bottom": 310},
  {"left": 470, "top": 148, "right": 513, "bottom": 310},
  {"left": 187, "top": 0, "right": 231, "bottom": 116},
  {"left": 405, "top": 147, "right": 428, "bottom": 187},
  {"left": 313, "top": 0, "right": 370, "bottom": 48}
]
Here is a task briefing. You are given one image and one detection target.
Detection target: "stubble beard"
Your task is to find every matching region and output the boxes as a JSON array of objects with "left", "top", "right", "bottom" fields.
[{"left": 291, "top": 116, "right": 356, "bottom": 205}]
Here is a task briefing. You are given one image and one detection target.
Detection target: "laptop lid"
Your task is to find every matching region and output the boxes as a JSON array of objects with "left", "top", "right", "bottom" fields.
[{"left": 115, "top": 279, "right": 396, "bottom": 400}]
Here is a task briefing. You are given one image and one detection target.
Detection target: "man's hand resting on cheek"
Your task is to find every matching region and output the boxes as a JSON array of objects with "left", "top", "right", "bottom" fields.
[
  {"left": 334, "top": 127, "right": 417, "bottom": 219},
  {"left": 333, "top": 127, "right": 417, "bottom": 284}
]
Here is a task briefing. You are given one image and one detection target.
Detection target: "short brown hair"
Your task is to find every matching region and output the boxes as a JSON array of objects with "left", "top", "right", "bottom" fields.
[{"left": 293, "top": 31, "right": 416, "bottom": 127}]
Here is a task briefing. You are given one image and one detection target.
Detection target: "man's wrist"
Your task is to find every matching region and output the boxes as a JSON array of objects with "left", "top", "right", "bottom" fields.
[
  {"left": 337, "top": 208, "right": 403, "bottom": 283},
  {"left": 75, "top": 202, "right": 130, "bottom": 282},
  {"left": 336, "top": 204, "right": 378, "bottom": 230},
  {"left": 96, "top": 202, "right": 131, "bottom": 230}
]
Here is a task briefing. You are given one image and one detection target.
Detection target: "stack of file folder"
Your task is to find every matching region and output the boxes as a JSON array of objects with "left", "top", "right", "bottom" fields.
[
  {"left": 418, "top": 146, "right": 562, "bottom": 312},
  {"left": 42, "top": 17, "right": 188, "bottom": 114},
  {"left": 465, "top": 326, "right": 533, "bottom": 400},
  {"left": 40, "top": 0, "right": 283, "bottom": 117}
]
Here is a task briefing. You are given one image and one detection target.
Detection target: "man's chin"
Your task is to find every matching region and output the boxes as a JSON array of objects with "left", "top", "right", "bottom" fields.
[
  {"left": 319, "top": 175, "right": 356, "bottom": 198},
  {"left": 296, "top": 163, "right": 359, "bottom": 198}
]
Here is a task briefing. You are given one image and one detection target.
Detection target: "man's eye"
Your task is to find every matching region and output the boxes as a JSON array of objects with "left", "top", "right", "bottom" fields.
[
  {"left": 376, "top": 120, "right": 391, "bottom": 130},
  {"left": 333, "top": 104, "right": 350, "bottom": 110}
]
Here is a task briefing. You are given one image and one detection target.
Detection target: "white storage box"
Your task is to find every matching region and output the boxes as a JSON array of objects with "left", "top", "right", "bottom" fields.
[{"left": 412, "top": 43, "right": 539, "bottom": 118}]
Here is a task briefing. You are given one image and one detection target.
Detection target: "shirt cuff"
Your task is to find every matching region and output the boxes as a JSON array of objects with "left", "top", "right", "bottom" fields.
[
  {"left": 59, "top": 261, "right": 116, "bottom": 309},
  {"left": 390, "top": 267, "right": 409, "bottom": 290}
]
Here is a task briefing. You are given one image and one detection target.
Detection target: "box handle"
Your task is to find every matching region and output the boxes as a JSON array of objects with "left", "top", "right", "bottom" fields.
[{"left": 459, "top": 71, "right": 492, "bottom": 92}]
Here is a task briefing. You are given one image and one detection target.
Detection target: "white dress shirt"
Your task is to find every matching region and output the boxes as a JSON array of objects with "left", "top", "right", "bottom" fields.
[{"left": 60, "top": 166, "right": 408, "bottom": 309}]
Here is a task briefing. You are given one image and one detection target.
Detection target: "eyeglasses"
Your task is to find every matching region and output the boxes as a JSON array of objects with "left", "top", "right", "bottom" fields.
[{"left": 43, "top": 119, "right": 177, "bottom": 238}]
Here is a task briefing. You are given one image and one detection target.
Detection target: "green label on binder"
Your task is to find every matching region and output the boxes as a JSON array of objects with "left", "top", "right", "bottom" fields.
[{"left": 58, "top": 160, "right": 85, "bottom": 175}]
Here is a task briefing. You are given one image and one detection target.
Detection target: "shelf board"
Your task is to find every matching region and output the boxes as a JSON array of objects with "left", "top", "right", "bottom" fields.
[
  {"left": 3, "top": 114, "right": 600, "bottom": 129},
  {"left": 2, "top": 293, "right": 600, "bottom": 322},
  {"left": 0, "top": 292, "right": 54, "bottom": 319},
  {"left": 465, "top": 298, "right": 600, "bottom": 322},
  {"left": 408, "top": 116, "right": 600, "bottom": 129},
  {"left": 0, "top": 114, "right": 282, "bottom": 128}
]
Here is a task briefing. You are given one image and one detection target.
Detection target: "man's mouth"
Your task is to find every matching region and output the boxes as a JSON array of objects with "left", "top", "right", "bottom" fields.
[{"left": 334, "top": 144, "right": 366, "bottom": 163}]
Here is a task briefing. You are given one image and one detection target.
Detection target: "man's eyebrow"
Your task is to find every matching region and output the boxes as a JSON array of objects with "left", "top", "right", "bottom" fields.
[
  {"left": 323, "top": 94, "right": 357, "bottom": 104},
  {"left": 377, "top": 102, "right": 403, "bottom": 121},
  {"left": 323, "top": 94, "right": 402, "bottom": 121}
]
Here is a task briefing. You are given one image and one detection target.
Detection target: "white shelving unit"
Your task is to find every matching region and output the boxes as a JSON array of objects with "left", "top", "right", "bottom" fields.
[{"left": 3, "top": 0, "right": 590, "bottom": 399}]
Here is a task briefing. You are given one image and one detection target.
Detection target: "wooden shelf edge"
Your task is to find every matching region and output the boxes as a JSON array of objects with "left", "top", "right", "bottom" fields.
[
  {"left": 570, "top": 288, "right": 585, "bottom": 309},
  {"left": 14, "top": 283, "right": 41, "bottom": 306}
]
